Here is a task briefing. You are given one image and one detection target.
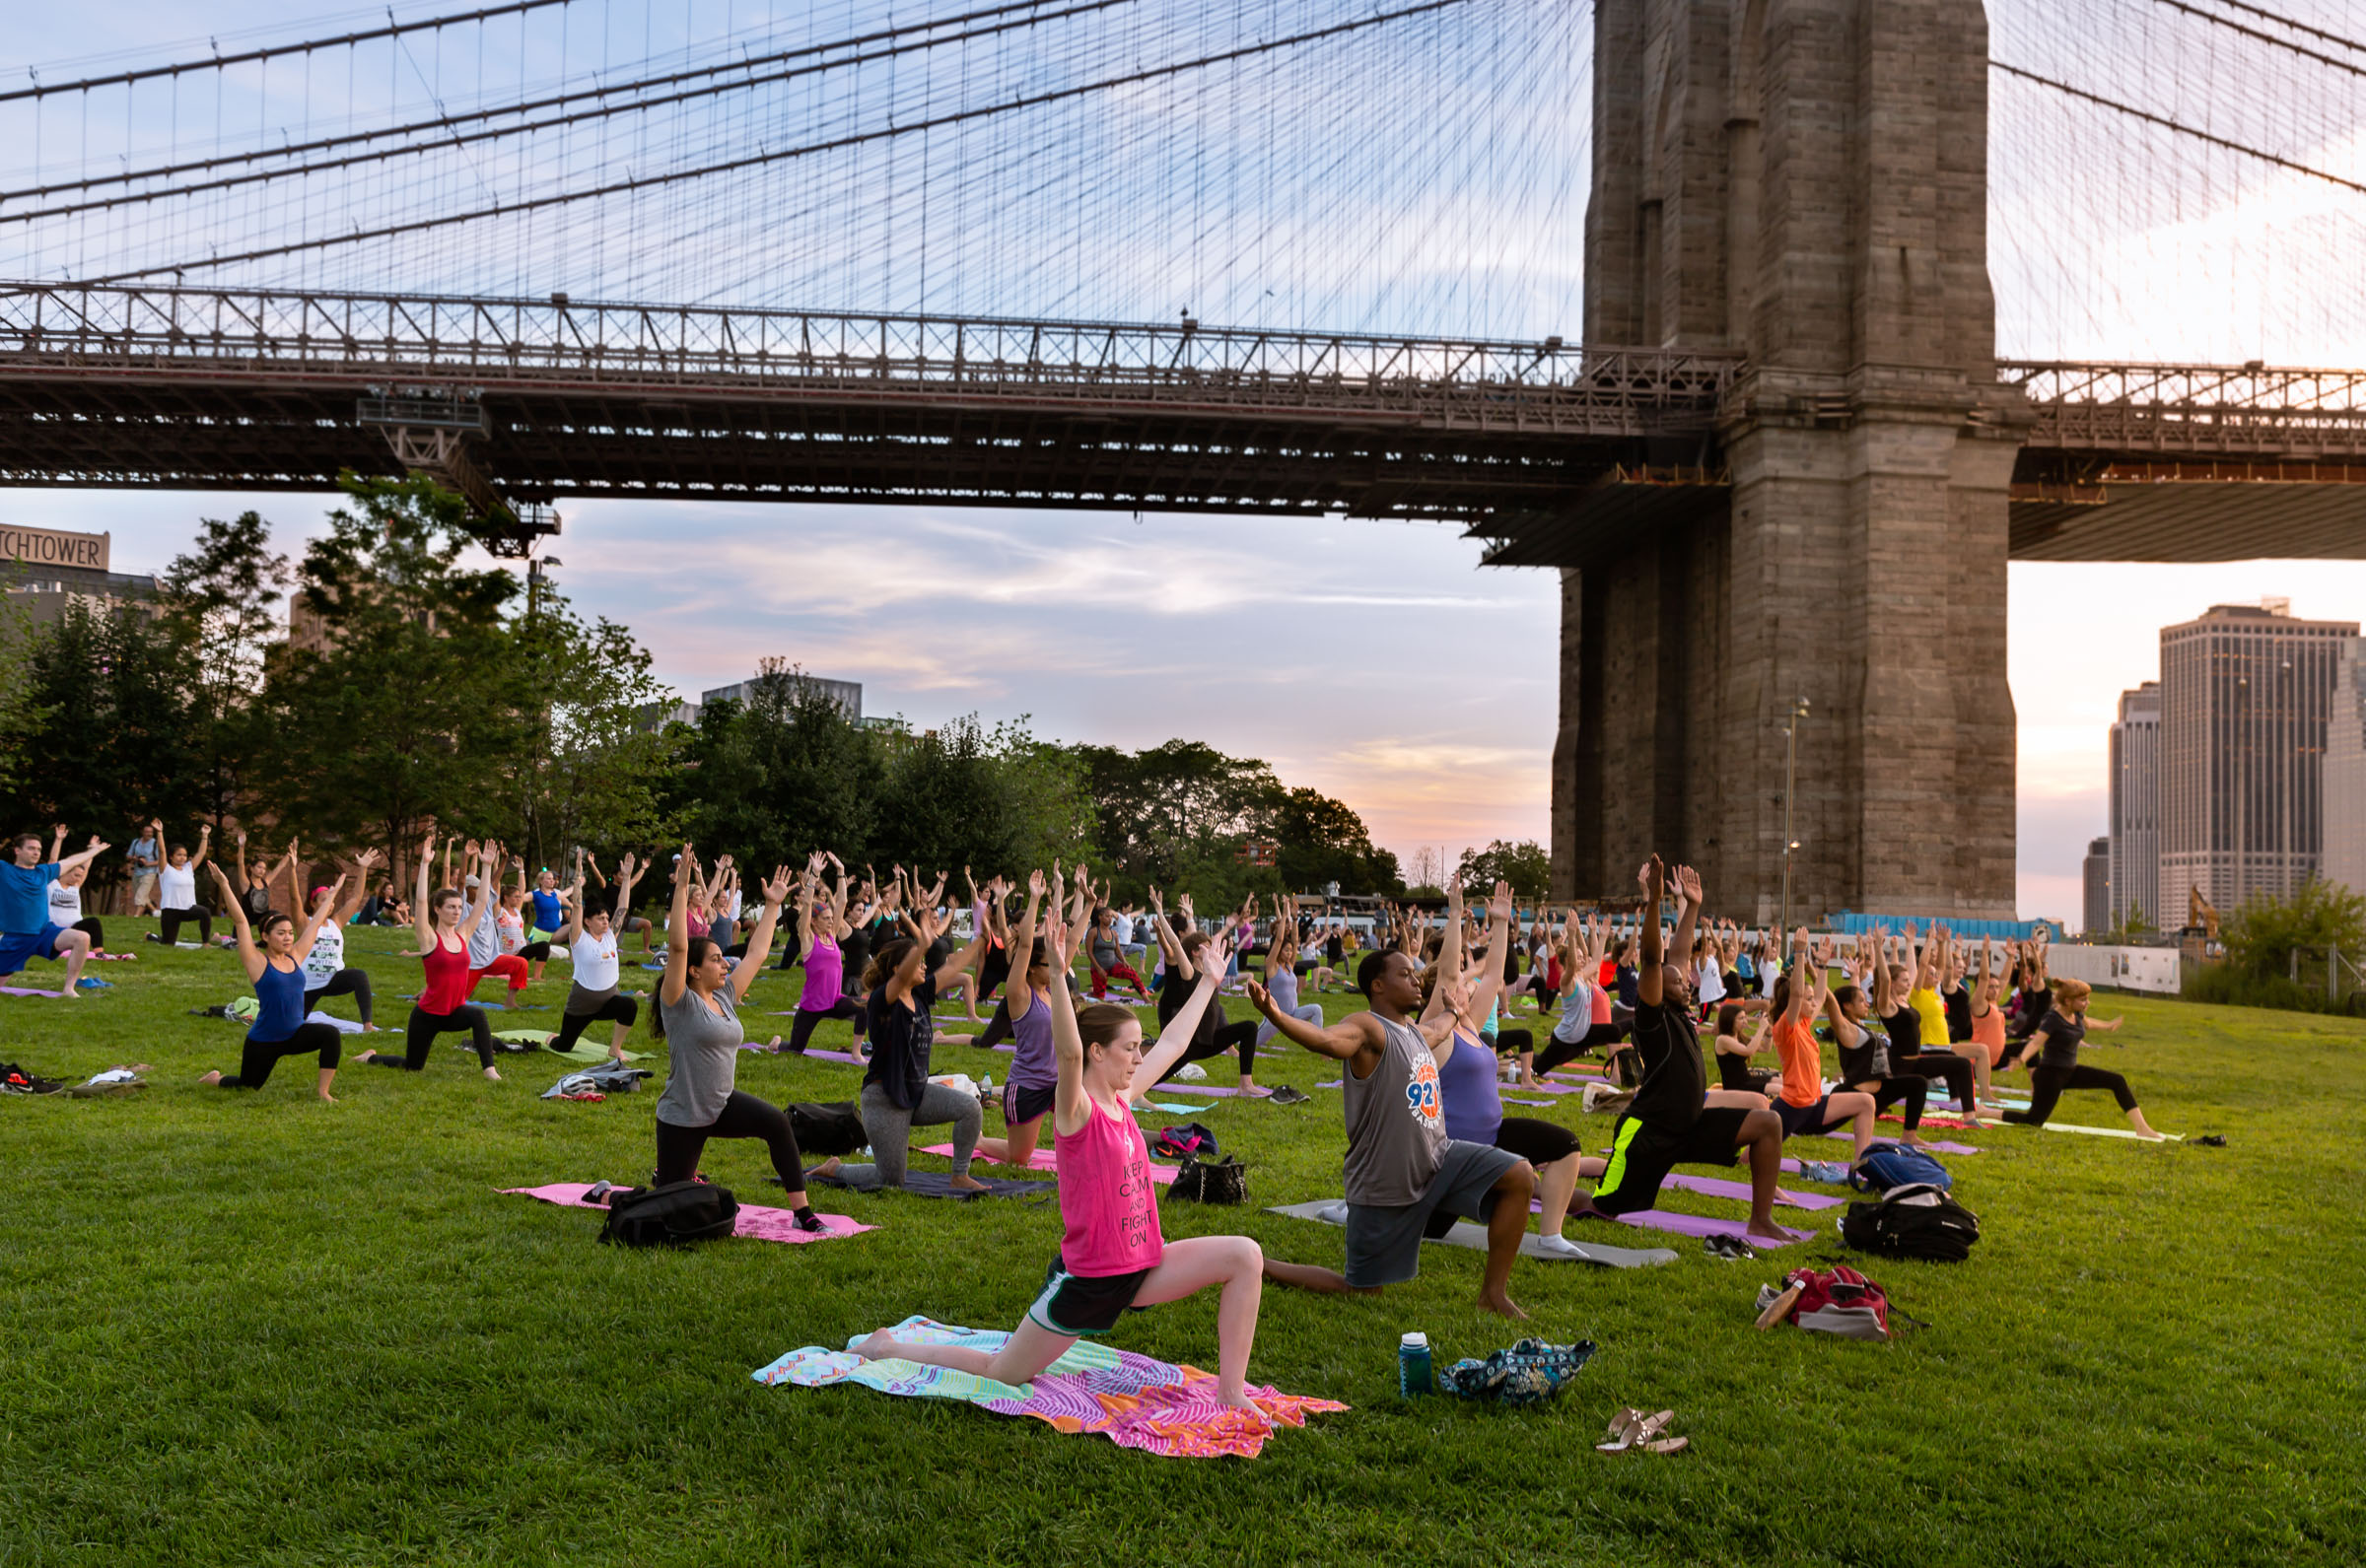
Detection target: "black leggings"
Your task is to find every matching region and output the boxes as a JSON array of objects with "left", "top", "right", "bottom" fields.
[
  {"left": 71, "top": 917, "right": 104, "bottom": 950},
  {"left": 1165, "top": 1019, "right": 1261, "bottom": 1082},
  {"left": 1896, "top": 1051, "right": 1977, "bottom": 1114},
  {"left": 977, "top": 995, "right": 1013, "bottom": 1051},
  {"left": 304, "top": 968, "right": 375, "bottom": 1028},
  {"left": 1532, "top": 1022, "right": 1628, "bottom": 1077},
  {"left": 553, "top": 993, "right": 639, "bottom": 1053},
  {"left": 520, "top": 940, "right": 552, "bottom": 964},
  {"left": 1853, "top": 1073, "right": 1930, "bottom": 1132},
  {"left": 2003, "top": 1063, "right": 2138, "bottom": 1126},
  {"left": 160, "top": 906, "right": 212, "bottom": 943},
  {"left": 1493, "top": 1027, "right": 1534, "bottom": 1057},
  {"left": 374, "top": 1003, "right": 495, "bottom": 1069},
  {"left": 220, "top": 1022, "right": 343, "bottom": 1090},
  {"left": 655, "top": 1090, "right": 809, "bottom": 1196},
  {"left": 784, "top": 996, "right": 864, "bottom": 1054}
]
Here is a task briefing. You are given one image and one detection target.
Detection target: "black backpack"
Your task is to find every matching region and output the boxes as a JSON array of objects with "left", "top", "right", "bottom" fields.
[
  {"left": 788, "top": 1101, "right": 870, "bottom": 1158},
  {"left": 599, "top": 1181, "right": 738, "bottom": 1247},
  {"left": 1841, "top": 1182, "right": 1981, "bottom": 1262}
]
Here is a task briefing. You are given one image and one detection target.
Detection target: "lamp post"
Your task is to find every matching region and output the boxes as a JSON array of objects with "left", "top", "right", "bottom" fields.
[
  {"left": 1778, "top": 695, "right": 1811, "bottom": 934},
  {"left": 526, "top": 554, "right": 564, "bottom": 620}
]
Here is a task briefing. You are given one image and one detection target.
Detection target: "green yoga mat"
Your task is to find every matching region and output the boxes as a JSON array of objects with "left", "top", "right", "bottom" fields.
[
  {"left": 2038, "top": 1122, "right": 2180, "bottom": 1141},
  {"left": 495, "top": 1029, "right": 650, "bottom": 1062}
]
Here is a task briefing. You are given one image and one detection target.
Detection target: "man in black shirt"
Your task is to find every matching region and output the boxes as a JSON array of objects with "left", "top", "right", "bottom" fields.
[{"left": 1567, "top": 856, "right": 1789, "bottom": 1246}]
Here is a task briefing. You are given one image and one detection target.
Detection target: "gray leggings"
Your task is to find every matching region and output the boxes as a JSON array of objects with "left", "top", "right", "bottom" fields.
[{"left": 831, "top": 1080, "right": 982, "bottom": 1190}]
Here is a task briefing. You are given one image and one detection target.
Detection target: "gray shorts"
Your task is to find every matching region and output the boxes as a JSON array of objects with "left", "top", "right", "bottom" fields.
[{"left": 1343, "top": 1139, "right": 1526, "bottom": 1288}]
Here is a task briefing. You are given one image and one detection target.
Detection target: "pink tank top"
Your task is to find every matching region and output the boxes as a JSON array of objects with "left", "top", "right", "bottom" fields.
[
  {"left": 800, "top": 934, "right": 843, "bottom": 1010},
  {"left": 1054, "top": 1098, "right": 1165, "bottom": 1277},
  {"left": 1589, "top": 978, "right": 1613, "bottom": 1026}
]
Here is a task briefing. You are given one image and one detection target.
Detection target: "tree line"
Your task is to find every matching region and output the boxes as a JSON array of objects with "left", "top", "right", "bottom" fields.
[{"left": 0, "top": 475, "right": 1437, "bottom": 908}]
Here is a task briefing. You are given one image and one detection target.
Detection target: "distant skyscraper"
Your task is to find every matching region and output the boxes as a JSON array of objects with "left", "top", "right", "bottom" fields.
[
  {"left": 2325, "top": 639, "right": 2366, "bottom": 899},
  {"left": 2082, "top": 836, "right": 2112, "bottom": 934},
  {"left": 2108, "top": 682, "right": 2160, "bottom": 929},
  {"left": 2159, "top": 600, "right": 2360, "bottom": 918}
]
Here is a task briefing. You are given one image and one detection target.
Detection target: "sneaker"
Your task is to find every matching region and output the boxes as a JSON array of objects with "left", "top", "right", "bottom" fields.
[
  {"left": 585, "top": 1179, "right": 615, "bottom": 1205},
  {"left": 792, "top": 1207, "right": 828, "bottom": 1234},
  {"left": 1268, "top": 1084, "right": 1311, "bottom": 1106},
  {"left": 1174, "top": 1064, "right": 1209, "bottom": 1082}
]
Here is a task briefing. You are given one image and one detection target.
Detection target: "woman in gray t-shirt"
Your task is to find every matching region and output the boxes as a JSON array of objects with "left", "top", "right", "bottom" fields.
[{"left": 641, "top": 848, "right": 830, "bottom": 1231}]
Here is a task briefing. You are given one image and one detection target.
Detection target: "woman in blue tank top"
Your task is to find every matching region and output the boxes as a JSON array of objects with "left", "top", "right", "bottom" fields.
[{"left": 200, "top": 864, "right": 352, "bottom": 1100}]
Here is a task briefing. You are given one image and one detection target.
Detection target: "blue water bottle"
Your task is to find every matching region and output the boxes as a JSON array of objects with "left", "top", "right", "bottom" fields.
[{"left": 1399, "top": 1330, "right": 1434, "bottom": 1397}]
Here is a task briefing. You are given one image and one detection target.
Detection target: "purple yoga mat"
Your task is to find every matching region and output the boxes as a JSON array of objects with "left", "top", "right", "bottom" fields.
[
  {"left": 1824, "top": 1132, "right": 1983, "bottom": 1155},
  {"left": 1501, "top": 1096, "right": 1555, "bottom": 1108},
  {"left": 1528, "top": 1174, "right": 1838, "bottom": 1214},
  {"left": 0, "top": 986, "right": 66, "bottom": 997},
  {"left": 1603, "top": 1208, "right": 1815, "bottom": 1246}
]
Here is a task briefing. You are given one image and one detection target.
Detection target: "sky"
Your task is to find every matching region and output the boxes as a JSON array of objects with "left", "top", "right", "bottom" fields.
[{"left": 9, "top": 0, "right": 2366, "bottom": 924}]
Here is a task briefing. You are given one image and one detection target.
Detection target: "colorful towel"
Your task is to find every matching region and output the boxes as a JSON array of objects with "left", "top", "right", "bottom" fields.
[
  {"left": 1880, "top": 1113, "right": 1983, "bottom": 1129},
  {"left": 499, "top": 1183, "right": 873, "bottom": 1243},
  {"left": 752, "top": 1316, "right": 1346, "bottom": 1459},
  {"left": 920, "top": 1143, "right": 1178, "bottom": 1187}
]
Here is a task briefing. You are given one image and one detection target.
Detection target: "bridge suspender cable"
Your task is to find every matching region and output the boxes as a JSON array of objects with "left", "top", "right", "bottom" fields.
[
  {"left": 0, "top": 0, "right": 580, "bottom": 103},
  {"left": 88, "top": 0, "right": 1481, "bottom": 285},
  {"left": 2185, "top": 0, "right": 2366, "bottom": 58},
  {"left": 0, "top": 0, "right": 1144, "bottom": 209},
  {"left": 1991, "top": 60, "right": 2366, "bottom": 201},
  {"left": 2145, "top": 0, "right": 2366, "bottom": 79}
]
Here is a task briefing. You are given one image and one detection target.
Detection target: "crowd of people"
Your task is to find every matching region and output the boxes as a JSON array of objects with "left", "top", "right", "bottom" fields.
[{"left": 1, "top": 819, "right": 2166, "bottom": 1378}]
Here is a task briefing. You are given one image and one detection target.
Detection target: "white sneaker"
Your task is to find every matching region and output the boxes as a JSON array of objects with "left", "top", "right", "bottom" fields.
[{"left": 1174, "top": 1063, "right": 1208, "bottom": 1081}]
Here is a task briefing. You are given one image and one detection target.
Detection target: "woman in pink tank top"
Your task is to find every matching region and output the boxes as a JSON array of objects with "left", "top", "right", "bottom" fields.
[{"left": 857, "top": 867, "right": 1272, "bottom": 1414}]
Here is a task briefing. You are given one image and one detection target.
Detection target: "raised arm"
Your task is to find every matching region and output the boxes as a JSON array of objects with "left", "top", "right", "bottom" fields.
[
  {"left": 559, "top": 848, "right": 590, "bottom": 946},
  {"left": 1132, "top": 932, "right": 1233, "bottom": 1097},
  {"left": 661, "top": 844, "right": 697, "bottom": 1007},
  {"left": 1419, "top": 883, "right": 1468, "bottom": 1028},
  {"left": 294, "top": 875, "right": 347, "bottom": 962},
  {"left": 411, "top": 829, "right": 438, "bottom": 949},
  {"left": 730, "top": 866, "right": 793, "bottom": 1002},
  {"left": 1779, "top": 927, "right": 1818, "bottom": 1029},
  {"left": 1246, "top": 976, "right": 1384, "bottom": 1063},
  {"left": 207, "top": 861, "right": 264, "bottom": 983},
  {"left": 1007, "top": 868, "right": 1047, "bottom": 1018},
  {"left": 55, "top": 834, "right": 112, "bottom": 879},
  {"left": 331, "top": 850, "right": 381, "bottom": 922},
  {"left": 1670, "top": 863, "right": 1703, "bottom": 970},
  {"left": 1636, "top": 856, "right": 1668, "bottom": 1007}
]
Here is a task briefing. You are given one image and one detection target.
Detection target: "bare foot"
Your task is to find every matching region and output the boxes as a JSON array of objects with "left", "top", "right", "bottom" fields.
[
  {"left": 55, "top": 989, "right": 78, "bottom": 1002},
  {"left": 1239, "top": 1084, "right": 1273, "bottom": 1098},
  {"left": 317, "top": 1093, "right": 339, "bottom": 1104},
  {"left": 198, "top": 1070, "right": 223, "bottom": 1086},
  {"left": 355, "top": 1050, "right": 379, "bottom": 1064},
  {"left": 808, "top": 1156, "right": 842, "bottom": 1180},
  {"left": 1477, "top": 1288, "right": 1530, "bottom": 1321},
  {"left": 362, "top": 1023, "right": 381, "bottom": 1032},
  {"left": 483, "top": 1066, "right": 503, "bottom": 1082},
  {"left": 1746, "top": 1222, "right": 1790, "bottom": 1245},
  {"left": 1216, "top": 1388, "right": 1269, "bottom": 1417},
  {"left": 947, "top": 1173, "right": 992, "bottom": 1193},
  {"left": 1902, "top": 1132, "right": 1932, "bottom": 1148},
  {"left": 766, "top": 1034, "right": 786, "bottom": 1052}
]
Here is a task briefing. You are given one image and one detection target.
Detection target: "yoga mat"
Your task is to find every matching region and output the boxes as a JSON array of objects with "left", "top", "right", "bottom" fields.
[
  {"left": 1879, "top": 1113, "right": 1983, "bottom": 1129},
  {"left": 804, "top": 1169, "right": 1053, "bottom": 1199},
  {"left": 753, "top": 1316, "right": 1346, "bottom": 1459},
  {"left": 762, "top": 1047, "right": 869, "bottom": 1065},
  {"left": 307, "top": 1010, "right": 367, "bottom": 1034},
  {"left": 922, "top": 1143, "right": 1177, "bottom": 1187},
  {"left": 0, "top": 986, "right": 67, "bottom": 997},
  {"left": 1135, "top": 1101, "right": 1215, "bottom": 1115},
  {"left": 544, "top": 1045, "right": 652, "bottom": 1064},
  {"left": 1148, "top": 1082, "right": 1266, "bottom": 1098},
  {"left": 1502, "top": 1096, "right": 1555, "bottom": 1108},
  {"left": 2039, "top": 1123, "right": 2182, "bottom": 1141},
  {"left": 500, "top": 1184, "right": 872, "bottom": 1242},
  {"left": 1266, "top": 1200, "right": 1677, "bottom": 1268},
  {"left": 1531, "top": 1175, "right": 1837, "bottom": 1212},
  {"left": 1823, "top": 1131, "right": 1982, "bottom": 1155}
]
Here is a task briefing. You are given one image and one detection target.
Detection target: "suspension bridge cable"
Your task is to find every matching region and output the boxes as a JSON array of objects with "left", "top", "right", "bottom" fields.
[
  {"left": 2144, "top": 0, "right": 2366, "bottom": 80},
  {"left": 91, "top": 0, "right": 1483, "bottom": 285},
  {"left": 0, "top": 0, "right": 582, "bottom": 104},
  {"left": 1991, "top": 59, "right": 2366, "bottom": 199},
  {"left": 2189, "top": 0, "right": 2366, "bottom": 57},
  {"left": 0, "top": 0, "right": 1138, "bottom": 205}
]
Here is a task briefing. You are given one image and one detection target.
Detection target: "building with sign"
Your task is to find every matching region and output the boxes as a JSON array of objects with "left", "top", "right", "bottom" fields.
[{"left": 0, "top": 525, "right": 158, "bottom": 625}]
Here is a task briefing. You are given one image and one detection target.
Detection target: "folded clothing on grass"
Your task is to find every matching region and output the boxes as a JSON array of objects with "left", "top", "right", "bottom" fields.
[
  {"left": 919, "top": 1143, "right": 1178, "bottom": 1187},
  {"left": 752, "top": 1315, "right": 1346, "bottom": 1459},
  {"left": 499, "top": 1183, "right": 871, "bottom": 1243},
  {"left": 1265, "top": 1199, "right": 1676, "bottom": 1268}
]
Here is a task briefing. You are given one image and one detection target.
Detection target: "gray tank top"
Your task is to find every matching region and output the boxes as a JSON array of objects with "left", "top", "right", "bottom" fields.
[
  {"left": 1340, "top": 1013, "right": 1449, "bottom": 1207},
  {"left": 656, "top": 986, "right": 742, "bottom": 1127}
]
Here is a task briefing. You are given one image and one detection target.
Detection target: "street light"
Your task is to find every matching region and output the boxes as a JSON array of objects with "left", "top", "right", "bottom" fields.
[
  {"left": 526, "top": 554, "right": 565, "bottom": 618},
  {"left": 1778, "top": 695, "right": 1811, "bottom": 935}
]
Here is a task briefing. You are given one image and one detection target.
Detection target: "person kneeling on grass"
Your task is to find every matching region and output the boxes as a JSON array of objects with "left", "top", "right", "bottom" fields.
[
  {"left": 855, "top": 917, "right": 1268, "bottom": 1413},
  {"left": 201, "top": 867, "right": 349, "bottom": 1101},
  {"left": 1, "top": 829, "right": 108, "bottom": 997},
  {"left": 1994, "top": 977, "right": 2163, "bottom": 1138},
  {"left": 1560, "top": 857, "right": 1790, "bottom": 1248},
  {"left": 1248, "top": 907, "right": 1538, "bottom": 1321}
]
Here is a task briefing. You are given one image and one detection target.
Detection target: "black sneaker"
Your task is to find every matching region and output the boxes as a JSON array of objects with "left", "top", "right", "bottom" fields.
[
  {"left": 792, "top": 1207, "right": 828, "bottom": 1234},
  {"left": 1269, "top": 1084, "right": 1311, "bottom": 1106},
  {"left": 585, "top": 1179, "right": 615, "bottom": 1205}
]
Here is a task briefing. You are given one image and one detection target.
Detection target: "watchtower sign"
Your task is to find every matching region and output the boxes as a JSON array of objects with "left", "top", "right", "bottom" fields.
[{"left": 0, "top": 526, "right": 109, "bottom": 571}]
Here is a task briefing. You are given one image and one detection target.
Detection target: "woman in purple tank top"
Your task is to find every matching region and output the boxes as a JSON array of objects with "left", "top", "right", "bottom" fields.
[
  {"left": 856, "top": 881, "right": 1273, "bottom": 1414},
  {"left": 975, "top": 868, "right": 1064, "bottom": 1170},
  {"left": 777, "top": 860, "right": 867, "bottom": 1056}
]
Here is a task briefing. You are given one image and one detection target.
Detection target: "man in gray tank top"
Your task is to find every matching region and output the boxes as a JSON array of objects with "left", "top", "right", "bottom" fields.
[{"left": 1250, "top": 883, "right": 1535, "bottom": 1319}]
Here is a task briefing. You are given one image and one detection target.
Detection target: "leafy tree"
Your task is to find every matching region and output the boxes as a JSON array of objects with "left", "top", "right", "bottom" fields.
[
  {"left": 670, "top": 661, "right": 885, "bottom": 872},
  {"left": 160, "top": 511, "right": 293, "bottom": 832},
  {"left": 270, "top": 475, "right": 530, "bottom": 870},
  {"left": 1457, "top": 838, "right": 1551, "bottom": 902},
  {"left": 0, "top": 586, "right": 49, "bottom": 799},
  {"left": 1075, "top": 739, "right": 1279, "bottom": 899},
  {"left": 2223, "top": 879, "right": 2366, "bottom": 983},
  {"left": 1271, "top": 786, "right": 1402, "bottom": 897}
]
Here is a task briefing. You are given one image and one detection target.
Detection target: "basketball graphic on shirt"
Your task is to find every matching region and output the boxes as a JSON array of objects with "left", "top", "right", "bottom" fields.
[{"left": 1403, "top": 1053, "right": 1442, "bottom": 1125}]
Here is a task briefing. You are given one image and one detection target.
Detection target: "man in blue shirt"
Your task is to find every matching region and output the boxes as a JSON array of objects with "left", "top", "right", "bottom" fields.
[{"left": 2, "top": 830, "right": 110, "bottom": 998}]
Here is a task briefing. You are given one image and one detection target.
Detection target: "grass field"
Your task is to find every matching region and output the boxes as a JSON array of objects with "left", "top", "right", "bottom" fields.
[{"left": 4, "top": 921, "right": 2361, "bottom": 1568}]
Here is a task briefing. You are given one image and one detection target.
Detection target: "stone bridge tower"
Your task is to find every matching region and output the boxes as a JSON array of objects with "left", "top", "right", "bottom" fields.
[{"left": 1558, "top": 0, "right": 2027, "bottom": 921}]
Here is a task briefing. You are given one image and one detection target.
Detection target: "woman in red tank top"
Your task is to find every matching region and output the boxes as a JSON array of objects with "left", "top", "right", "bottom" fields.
[
  {"left": 356, "top": 829, "right": 503, "bottom": 1079},
  {"left": 856, "top": 867, "right": 1272, "bottom": 1416}
]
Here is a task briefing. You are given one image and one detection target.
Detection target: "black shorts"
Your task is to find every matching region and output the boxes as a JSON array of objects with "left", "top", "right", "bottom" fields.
[
  {"left": 1774, "top": 1096, "right": 1836, "bottom": 1137},
  {"left": 1494, "top": 1116, "right": 1581, "bottom": 1167},
  {"left": 1590, "top": 1108, "right": 1747, "bottom": 1216},
  {"left": 1003, "top": 1079, "right": 1056, "bottom": 1125},
  {"left": 1027, "top": 1257, "right": 1152, "bottom": 1336}
]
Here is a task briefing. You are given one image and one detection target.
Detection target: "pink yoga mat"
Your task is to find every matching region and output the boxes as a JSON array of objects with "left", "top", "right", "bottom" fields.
[
  {"left": 0, "top": 986, "right": 66, "bottom": 997},
  {"left": 920, "top": 1144, "right": 1177, "bottom": 1187},
  {"left": 501, "top": 1184, "right": 873, "bottom": 1242}
]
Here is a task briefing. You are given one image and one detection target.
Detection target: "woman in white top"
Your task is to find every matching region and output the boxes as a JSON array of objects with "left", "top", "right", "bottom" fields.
[
  {"left": 42, "top": 825, "right": 108, "bottom": 953},
  {"left": 287, "top": 845, "right": 384, "bottom": 1030},
  {"left": 150, "top": 821, "right": 218, "bottom": 946},
  {"left": 553, "top": 850, "right": 644, "bottom": 1061}
]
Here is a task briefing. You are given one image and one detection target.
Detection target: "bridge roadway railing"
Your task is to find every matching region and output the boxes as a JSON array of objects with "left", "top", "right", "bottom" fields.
[
  {"left": 2002, "top": 359, "right": 2366, "bottom": 460},
  {"left": 0, "top": 281, "right": 1736, "bottom": 438}
]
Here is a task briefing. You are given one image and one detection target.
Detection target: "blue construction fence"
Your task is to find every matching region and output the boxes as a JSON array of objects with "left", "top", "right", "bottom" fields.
[{"left": 1825, "top": 912, "right": 2063, "bottom": 942}]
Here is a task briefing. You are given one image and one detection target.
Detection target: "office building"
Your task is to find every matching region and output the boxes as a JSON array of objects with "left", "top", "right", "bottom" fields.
[
  {"left": 702, "top": 673, "right": 862, "bottom": 722},
  {"left": 2325, "top": 639, "right": 2366, "bottom": 898},
  {"left": 1, "top": 524, "right": 157, "bottom": 625},
  {"left": 2107, "top": 682, "right": 2161, "bottom": 929},
  {"left": 2082, "top": 836, "right": 2112, "bottom": 934},
  {"left": 2158, "top": 599, "right": 2359, "bottom": 917}
]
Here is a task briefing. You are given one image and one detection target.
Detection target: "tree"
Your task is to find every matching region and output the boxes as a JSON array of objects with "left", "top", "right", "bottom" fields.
[
  {"left": 1271, "top": 786, "right": 1401, "bottom": 896},
  {"left": 670, "top": 661, "right": 885, "bottom": 870},
  {"left": 2223, "top": 879, "right": 2366, "bottom": 983},
  {"left": 1075, "top": 739, "right": 1279, "bottom": 900},
  {"left": 269, "top": 475, "right": 531, "bottom": 866},
  {"left": 0, "top": 587, "right": 48, "bottom": 800},
  {"left": 160, "top": 511, "right": 293, "bottom": 832},
  {"left": 1457, "top": 839, "right": 1550, "bottom": 902}
]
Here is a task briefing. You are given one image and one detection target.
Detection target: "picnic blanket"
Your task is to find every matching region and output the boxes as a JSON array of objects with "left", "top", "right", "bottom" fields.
[
  {"left": 499, "top": 1183, "right": 872, "bottom": 1243},
  {"left": 752, "top": 1315, "right": 1346, "bottom": 1459},
  {"left": 1266, "top": 1200, "right": 1677, "bottom": 1268},
  {"left": 920, "top": 1143, "right": 1178, "bottom": 1187}
]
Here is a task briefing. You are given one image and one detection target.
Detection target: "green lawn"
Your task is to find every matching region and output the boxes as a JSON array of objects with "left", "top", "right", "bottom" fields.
[{"left": 4, "top": 923, "right": 2360, "bottom": 1567}]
